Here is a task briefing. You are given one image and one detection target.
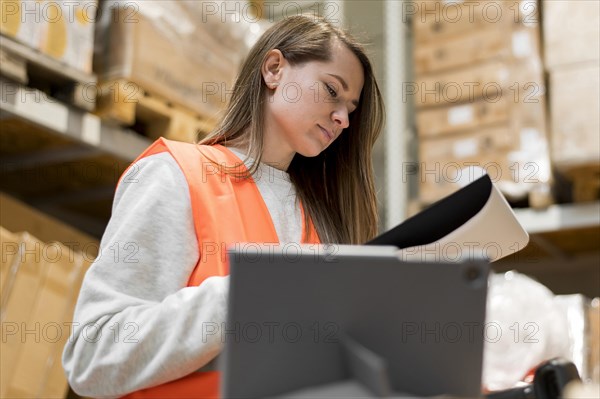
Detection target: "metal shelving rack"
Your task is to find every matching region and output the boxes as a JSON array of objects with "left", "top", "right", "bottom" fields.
[{"left": 0, "top": 77, "right": 151, "bottom": 237}]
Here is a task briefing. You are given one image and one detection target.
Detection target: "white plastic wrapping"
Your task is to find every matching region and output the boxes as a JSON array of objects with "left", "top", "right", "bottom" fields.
[
  {"left": 483, "top": 271, "right": 573, "bottom": 390},
  {"left": 553, "top": 294, "right": 589, "bottom": 380}
]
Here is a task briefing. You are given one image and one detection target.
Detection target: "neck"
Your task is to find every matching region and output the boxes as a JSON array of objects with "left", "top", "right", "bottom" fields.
[
  {"left": 224, "top": 132, "right": 294, "bottom": 172},
  {"left": 261, "top": 114, "right": 295, "bottom": 171},
  {"left": 260, "top": 140, "right": 294, "bottom": 171}
]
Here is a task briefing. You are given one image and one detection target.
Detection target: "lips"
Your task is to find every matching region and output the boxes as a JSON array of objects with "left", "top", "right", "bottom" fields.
[{"left": 318, "top": 125, "right": 334, "bottom": 141}]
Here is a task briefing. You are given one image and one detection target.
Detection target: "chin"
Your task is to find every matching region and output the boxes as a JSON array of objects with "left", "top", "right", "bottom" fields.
[{"left": 297, "top": 145, "right": 327, "bottom": 158}]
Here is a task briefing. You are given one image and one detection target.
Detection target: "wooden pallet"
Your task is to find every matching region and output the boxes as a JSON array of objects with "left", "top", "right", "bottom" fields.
[
  {"left": 95, "top": 79, "right": 216, "bottom": 143},
  {"left": 0, "top": 34, "right": 97, "bottom": 111}
]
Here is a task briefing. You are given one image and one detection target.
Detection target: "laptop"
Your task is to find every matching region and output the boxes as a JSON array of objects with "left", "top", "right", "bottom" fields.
[{"left": 221, "top": 245, "right": 489, "bottom": 398}]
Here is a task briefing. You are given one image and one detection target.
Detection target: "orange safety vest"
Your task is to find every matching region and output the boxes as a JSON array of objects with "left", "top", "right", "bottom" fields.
[{"left": 120, "top": 138, "right": 320, "bottom": 399}]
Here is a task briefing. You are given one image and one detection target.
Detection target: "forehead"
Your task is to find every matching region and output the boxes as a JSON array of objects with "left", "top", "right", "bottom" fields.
[{"left": 307, "top": 40, "right": 365, "bottom": 95}]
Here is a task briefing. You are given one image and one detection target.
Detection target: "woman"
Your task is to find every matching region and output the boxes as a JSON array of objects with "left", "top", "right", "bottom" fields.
[{"left": 63, "top": 15, "right": 385, "bottom": 398}]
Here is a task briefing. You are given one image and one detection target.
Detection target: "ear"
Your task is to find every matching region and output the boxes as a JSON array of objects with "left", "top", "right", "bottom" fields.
[{"left": 262, "top": 49, "right": 285, "bottom": 89}]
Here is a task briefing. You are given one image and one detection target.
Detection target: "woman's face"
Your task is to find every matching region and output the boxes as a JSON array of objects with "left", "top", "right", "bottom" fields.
[{"left": 261, "top": 40, "right": 364, "bottom": 167}]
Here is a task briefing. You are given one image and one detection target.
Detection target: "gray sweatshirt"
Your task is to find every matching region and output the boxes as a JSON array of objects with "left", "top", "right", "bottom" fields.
[{"left": 62, "top": 149, "right": 302, "bottom": 398}]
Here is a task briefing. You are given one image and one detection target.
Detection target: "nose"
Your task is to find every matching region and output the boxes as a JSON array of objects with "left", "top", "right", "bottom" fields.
[{"left": 332, "top": 107, "right": 350, "bottom": 131}]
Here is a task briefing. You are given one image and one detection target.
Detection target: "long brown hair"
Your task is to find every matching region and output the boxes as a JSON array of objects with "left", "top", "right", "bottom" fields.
[{"left": 200, "top": 15, "right": 385, "bottom": 244}]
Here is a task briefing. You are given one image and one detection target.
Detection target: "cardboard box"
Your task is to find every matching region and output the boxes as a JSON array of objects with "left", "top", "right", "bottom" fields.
[
  {"left": 412, "top": 0, "right": 536, "bottom": 44},
  {"left": 416, "top": 87, "right": 546, "bottom": 138},
  {"left": 0, "top": 231, "right": 92, "bottom": 398},
  {"left": 95, "top": 3, "right": 247, "bottom": 119},
  {"left": 543, "top": 0, "right": 600, "bottom": 70},
  {"left": 419, "top": 124, "right": 550, "bottom": 203},
  {"left": 0, "top": 1, "right": 96, "bottom": 73},
  {"left": 0, "top": 199, "right": 96, "bottom": 398},
  {"left": 415, "top": 60, "right": 509, "bottom": 107},
  {"left": 414, "top": 26, "right": 540, "bottom": 75},
  {"left": 38, "top": 253, "right": 93, "bottom": 399},
  {"left": 417, "top": 97, "right": 510, "bottom": 138},
  {"left": 0, "top": 0, "right": 43, "bottom": 49},
  {"left": 549, "top": 63, "right": 600, "bottom": 168},
  {"left": 0, "top": 193, "right": 99, "bottom": 259},
  {"left": 38, "top": 0, "right": 97, "bottom": 73},
  {"left": 414, "top": 58, "right": 543, "bottom": 108},
  {"left": 0, "top": 227, "right": 19, "bottom": 298},
  {"left": 6, "top": 243, "right": 86, "bottom": 398},
  {"left": 0, "top": 233, "right": 50, "bottom": 398}
]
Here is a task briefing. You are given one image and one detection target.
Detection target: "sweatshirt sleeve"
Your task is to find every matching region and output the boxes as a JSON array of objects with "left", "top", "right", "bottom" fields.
[{"left": 62, "top": 152, "right": 228, "bottom": 398}]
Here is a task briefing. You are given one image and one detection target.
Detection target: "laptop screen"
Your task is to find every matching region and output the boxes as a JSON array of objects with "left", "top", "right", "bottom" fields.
[{"left": 221, "top": 245, "right": 489, "bottom": 397}]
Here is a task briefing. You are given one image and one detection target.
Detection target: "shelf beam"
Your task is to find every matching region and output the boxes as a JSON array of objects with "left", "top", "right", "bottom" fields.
[
  {"left": 0, "top": 78, "right": 150, "bottom": 161},
  {"left": 1, "top": 146, "right": 103, "bottom": 172},
  {"left": 28, "top": 185, "right": 116, "bottom": 207},
  {"left": 514, "top": 202, "right": 600, "bottom": 234}
]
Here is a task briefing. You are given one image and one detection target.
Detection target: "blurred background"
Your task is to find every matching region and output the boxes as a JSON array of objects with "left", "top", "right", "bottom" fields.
[{"left": 0, "top": 0, "right": 598, "bottom": 397}]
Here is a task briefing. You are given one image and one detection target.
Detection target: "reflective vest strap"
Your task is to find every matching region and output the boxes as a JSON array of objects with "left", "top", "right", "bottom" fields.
[
  {"left": 300, "top": 204, "right": 321, "bottom": 244},
  {"left": 118, "top": 139, "right": 225, "bottom": 399},
  {"left": 161, "top": 141, "right": 280, "bottom": 286},
  {"left": 117, "top": 137, "right": 171, "bottom": 186}
]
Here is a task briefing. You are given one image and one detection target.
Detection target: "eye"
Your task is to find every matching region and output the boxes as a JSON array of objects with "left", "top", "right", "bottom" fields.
[{"left": 324, "top": 83, "right": 337, "bottom": 98}]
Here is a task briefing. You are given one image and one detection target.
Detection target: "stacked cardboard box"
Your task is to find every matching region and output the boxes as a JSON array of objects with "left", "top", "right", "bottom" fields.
[
  {"left": 0, "top": 194, "right": 96, "bottom": 398},
  {"left": 542, "top": 0, "right": 600, "bottom": 171},
  {"left": 0, "top": 0, "right": 43, "bottom": 50},
  {"left": 94, "top": 1, "right": 257, "bottom": 121},
  {"left": 0, "top": 0, "right": 97, "bottom": 73},
  {"left": 412, "top": 0, "right": 551, "bottom": 205}
]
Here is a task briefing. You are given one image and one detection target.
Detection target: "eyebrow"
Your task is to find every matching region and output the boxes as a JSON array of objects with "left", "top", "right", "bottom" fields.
[{"left": 326, "top": 73, "right": 360, "bottom": 108}]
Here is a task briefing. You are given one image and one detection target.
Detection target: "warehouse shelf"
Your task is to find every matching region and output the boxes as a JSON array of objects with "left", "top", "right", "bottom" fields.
[
  {"left": 0, "top": 79, "right": 151, "bottom": 237},
  {"left": 0, "top": 34, "right": 95, "bottom": 87},
  {"left": 497, "top": 201, "right": 599, "bottom": 298},
  {"left": 514, "top": 202, "right": 600, "bottom": 234},
  {"left": 0, "top": 78, "right": 151, "bottom": 161},
  {"left": 0, "top": 34, "right": 99, "bottom": 112}
]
